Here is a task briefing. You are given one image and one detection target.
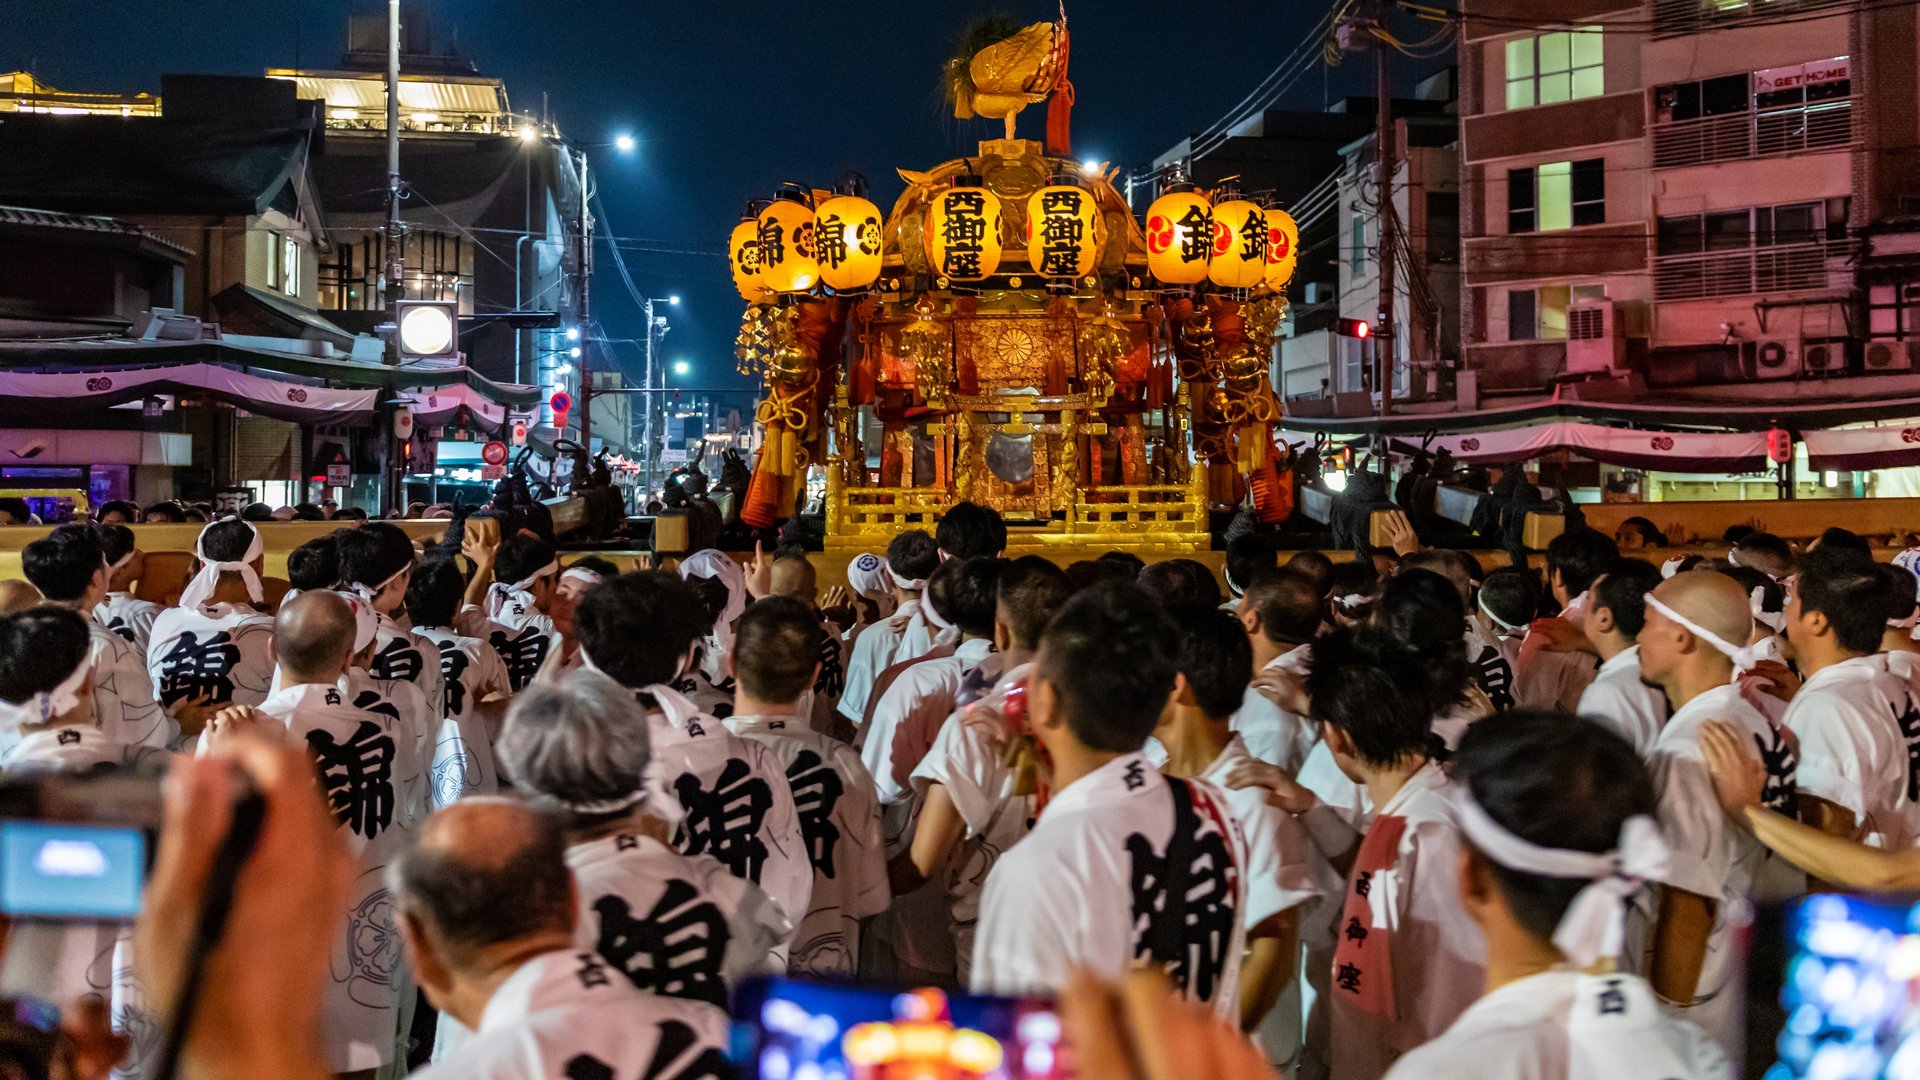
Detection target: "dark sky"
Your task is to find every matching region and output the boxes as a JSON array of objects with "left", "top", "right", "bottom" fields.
[{"left": 6, "top": 0, "right": 1417, "bottom": 392}]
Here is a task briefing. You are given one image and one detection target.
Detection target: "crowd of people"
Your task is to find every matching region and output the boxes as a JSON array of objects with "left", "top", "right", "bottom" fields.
[{"left": 2, "top": 499, "right": 1918, "bottom": 1079}]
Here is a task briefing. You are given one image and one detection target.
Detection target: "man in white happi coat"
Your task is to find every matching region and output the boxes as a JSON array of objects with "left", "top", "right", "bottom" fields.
[
  {"left": 573, "top": 571, "right": 812, "bottom": 942},
  {"left": 146, "top": 520, "right": 276, "bottom": 727},
  {"left": 336, "top": 522, "right": 446, "bottom": 724},
  {"left": 726, "top": 598, "right": 887, "bottom": 977},
  {"left": 394, "top": 799, "right": 730, "bottom": 1080},
  {"left": 1574, "top": 559, "right": 1669, "bottom": 755},
  {"left": 496, "top": 673, "right": 792, "bottom": 1012},
  {"left": 464, "top": 532, "right": 563, "bottom": 693},
  {"left": 838, "top": 529, "right": 941, "bottom": 726},
  {"left": 1630, "top": 571, "right": 1796, "bottom": 1058},
  {"left": 1154, "top": 603, "right": 1322, "bottom": 1059},
  {"left": 1233, "top": 567, "right": 1325, "bottom": 773},
  {"left": 21, "top": 525, "right": 173, "bottom": 757},
  {"left": 407, "top": 557, "right": 513, "bottom": 806},
  {"left": 1784, "top": 548, "right": 1920, "bottom": 851},
  {"left": 1385, "top": 712, "right": 1727, "bottom": 1080},
  {"left": 897, "top": 557, "right": 1071, "bottom": 986},
  {"left": 261, "top": 591, "right": 426, "bottom": 1077},
  {"left": 1515, "top": 529, "right": 1614, "bottom": 712},
  {"left": 93, "top": 523, "right": 162, "bottom": 657},
  {"left": 972, "top": 584, "right": 1253, "bottom": 1020}
]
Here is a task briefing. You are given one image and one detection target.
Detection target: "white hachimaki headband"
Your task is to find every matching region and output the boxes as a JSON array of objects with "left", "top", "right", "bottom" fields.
[
  {"left": 1660, "top": 557, "right": 1689, "bottom": 579},
  {"left": 349, "top": 563, "right": 411, "bottom": 606},
  {"left": 1455, "top": 790, "right": 1670, "bottom": 968},
  {"left": 847, "top": 553, "right": 892, "bottom": 600},
  {"left": 0, "top": 653, "right": 91, "bottom": 731},
  {"left": 178, "top": 521, "right": 265, "bottom": 612},
  {"left": 485, "top": 560, "right": 559, "bottom": 618},
  {"left": 560, "top": 566, "right": 605, "bottom": 589},
  {"left": 1749, "top": 586, "right": 1787, "bottom": 634},
  {"left": 889, "top": 564, "right": 929, "bottom": 591},
  {"left": 332, "top": 591, "right": 380, "bottom": 654},
  {"left": 1478, "top": 594, "right": 1527, "bottom": 638},
  {"left": 1642, "top": 591, "right": 1767, "bottom": 673}
]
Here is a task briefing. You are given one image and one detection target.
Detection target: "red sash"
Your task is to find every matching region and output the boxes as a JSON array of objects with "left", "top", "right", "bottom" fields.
[{"left": 1331, "top": 814, "right": 1409, "bottom": 1026}]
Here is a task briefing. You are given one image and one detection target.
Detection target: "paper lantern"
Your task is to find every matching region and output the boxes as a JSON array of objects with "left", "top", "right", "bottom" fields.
[
  {"left": 729, "top": 214, "right": 771, "bottom": 302},
  {"left": 1264, "top": 207, "right": 1300, "bottom": 291},
  {"left": 1208, "top": 198, "right": 1268, "bottom": 289},
  {"left": 925, "top": 178, "right": 1003, "bottom": 283},
  {"left": 814, "top": 194, "right": 884, "bottom": 292},
  {"left": 1025, "top": 181, "right": 1100, "bottom": 281},
  {"left": 756, "top": 196, "right": 818, "bottom": 293},
  {"left": 1144, "top": 188, "right": 1212, "bottom": 286}
]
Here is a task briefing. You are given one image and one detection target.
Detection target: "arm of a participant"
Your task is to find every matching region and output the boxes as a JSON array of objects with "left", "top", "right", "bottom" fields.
[
  {"left": 890, "top": 781, "right": 966, "bottom": 894},
  {"left": 1237, "top": 908, "right": 1300, "bottom": 1033},
  {"left": 1650, "top": 886, "right": 1717, "bottom": 1005},
  {"left": 461, "top": 530, "right": 497, "bottom": 611}
]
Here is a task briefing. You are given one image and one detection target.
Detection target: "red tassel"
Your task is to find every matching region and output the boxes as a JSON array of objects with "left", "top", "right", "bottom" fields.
[
  {"left": 1046, "top": 30, "right": 1073, "bottom": 155},
  {"left": 741, "top": 451, "right": 785, "bottom": 528}
]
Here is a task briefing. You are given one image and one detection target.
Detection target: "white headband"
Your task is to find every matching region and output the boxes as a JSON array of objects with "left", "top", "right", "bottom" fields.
[
  {"left": 332, "top": 591, "right": 380, "bottom": 654},
  {"left": 889, "top": 565, "right": 928, "bottom": 592},
  {"left": 179, "top": 521, "right": 264, "bottom": 612},
  {"left": 1334, "top": 592, "right": 1371, "bottom": 611},
  {"left": 1726, "top": 548, "right": 1742, "bottom": 568},
  {"left": 1660, "top": 557, "right": 1688, "bottom": 580},
  {"left": 560, "top": 567, "right": 605, "bottom": 589},
  {"left": 923, "top": 595, "right": 953, "bottom": 632},
  {"left": 0, "top": 654, "right": 92, "bottom": 731},
  {"left": 847, "top": 553, "right": 892, "bottom": 601},
  {"left": 1643, "top": 592, "right": 1766, "bottom": 673},
  {"left": 349, "top": 564, "right": 411, "bottom": 605},
  {"left": 1891, "top": 606, "right": 1920, "bottom": 631},
  {"left": 1478, "top": 593, "right": 1528, "bottom": 637},
  {"left": 485, "top": 560, "right": 559, "bottom": 618},
  {"left": 1455, "top": 791, "right": 1669, "bottom": 969},
  {"left": 1749, "top": 587, "right": 1786, "bottom": 633}
]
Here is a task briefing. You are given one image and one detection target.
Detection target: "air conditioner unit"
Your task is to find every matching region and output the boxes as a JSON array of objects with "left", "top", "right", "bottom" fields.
[
  {"left": 1865, "top": 338, "right": 1916, "bottom": 372},
  {"left": 1565, "top": 299, "right": 1626, "bottom": 374},
  {"left": 1803, "top": 341, "right": 1843, "bottom": 374},
  {"left": 1751, "top": 337, "right": 1801, "bottom": 379}
]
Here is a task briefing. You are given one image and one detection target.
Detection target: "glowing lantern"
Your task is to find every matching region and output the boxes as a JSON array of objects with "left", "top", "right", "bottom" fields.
[
  {"left": 814, "top": 193, "right": 884, "bottom": 292},
  {"left": 755, "top": 194, "right": 818, "bottom": 293},
  {"left": 1209, "top": 197, "right": 1268, "bottom": 289},
  {"left": 728, "top": 207, "right": 771, "bottom": 302},
  {"left": 1025, "top": 179, "right": 1100, "bottom": 281},
  {"left": 925, "top": 176, "right": 1003, "bottom": 283},
  {"left": 1144, "top": 183, "right": 1212, "bottom": 286},
  {"left": 1264, "top": 206, "right": 1300, "bottom": 291}
]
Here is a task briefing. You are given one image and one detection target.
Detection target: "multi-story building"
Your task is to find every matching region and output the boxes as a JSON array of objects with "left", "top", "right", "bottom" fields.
[{"left": 1458, "top": 0, "right": 1920, "bottom": 400}]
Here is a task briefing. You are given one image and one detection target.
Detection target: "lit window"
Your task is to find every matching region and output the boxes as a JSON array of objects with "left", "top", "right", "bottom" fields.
[
  {"left": 1506, "top": 28, "right": 1603, "bottom": 111},
  {"left": 266, "top": 230, "right": 283, "bottom": 289},
  {"left": 1508, "top": 159, "right": 1605, "bottom": 233},
  {"left": 282, "top": 236, "right": 301, "bottom": 297}
]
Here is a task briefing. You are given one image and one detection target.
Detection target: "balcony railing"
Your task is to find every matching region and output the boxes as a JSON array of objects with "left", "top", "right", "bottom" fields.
[
  {"left": 1652, "top": 0, "right": 1850, "bottom": 37},
  {"left": 1652, "top": 101, "right": 1853, "bottom": 169},
  {"left": 1653, "top": 241, "right": 1830, "bottom": 301}
]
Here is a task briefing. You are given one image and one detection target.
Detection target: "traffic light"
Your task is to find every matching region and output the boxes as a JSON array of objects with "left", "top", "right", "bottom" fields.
[{"left": 1336, "top": 317, "right": 1371, "bottom": 339}]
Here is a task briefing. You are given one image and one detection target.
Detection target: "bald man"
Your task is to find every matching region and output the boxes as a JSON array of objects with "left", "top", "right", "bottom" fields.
[
  {"left": 261, "top": 591, "right": 427, "bottom": 1078},
  {"left": 1632, "top": 570, "right": 1795, "bottom": 1058},
  {"left": 394, "top": 799, "right": 729, "bottom": 1079},
  {"left": 767, "top": 554, "right": 851, "bottom": 737}
]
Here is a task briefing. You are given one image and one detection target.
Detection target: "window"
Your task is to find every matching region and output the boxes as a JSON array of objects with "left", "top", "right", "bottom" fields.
[
  {"left": 1508, "top": 284, "right": 1604, "bottom": 341},
  {"left": 1508, "top": 159, "right": 1604, "bottom": 233},
  {"left": 1351, "top": 216, "right": 1366, "bottom": 274},
  {"left": 265, "top": 230, "right": 284, "bottom": 289},
  {"left": 281, "top": 236, "right": 301, "bottom": 297},
  {"left": 1507, "top": 289, "right": 1537, "bottom": 341},
  {"left": 1657, "top": 201, "right": 1824, "bottom": 255},
  {"left": 1505, "top": 28, "right": 1603, "bottom": 110},
  {"left": 1868, "top": 279, "right": 1920, "bottom": 340}
]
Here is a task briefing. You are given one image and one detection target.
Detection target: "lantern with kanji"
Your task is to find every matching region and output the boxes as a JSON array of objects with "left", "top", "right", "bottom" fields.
[
  {"left": 814, "top": 190, "right": 884, "bottom": 292},
  {"left": 728, "top": 204, "right": 771, "bottom": 303},
  {"left": 1024, "top": 178, "right": 1100, "bottom": 282},
  {"left": 1209, "top": 195, "right": 1268, "bottom": 289},
  {"left": 1145, "top": 179, "right": 1212, "bottom": 286},
  {"left": 1264, "top": 205, "right": 1300, "bottom": 291},
  {"left": 925, "top": 176, "right": 1003, "bottom": 284},
  {"left": 756, "top": 192, "right": 819, "bottom": 294}
]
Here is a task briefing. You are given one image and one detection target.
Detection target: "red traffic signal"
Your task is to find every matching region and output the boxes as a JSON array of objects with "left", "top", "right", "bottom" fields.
[{"left": 1336, "top": 317, "right": 1371, "bottom": 339}]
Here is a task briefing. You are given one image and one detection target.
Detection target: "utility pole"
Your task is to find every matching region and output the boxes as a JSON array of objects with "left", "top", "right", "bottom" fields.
[
  {"left": 1374, "top": 23, "right": 1395, "bottom": 426},
  {"left": 577, "top": 148, "right": 595, "bottom": 452},
  {"left": 382, "top": 0, "right": 406, "bottom": 512}
]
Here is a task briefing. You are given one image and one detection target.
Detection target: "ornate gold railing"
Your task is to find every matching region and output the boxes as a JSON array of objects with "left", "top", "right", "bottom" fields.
[
  {"left": 1071, "top": 483, "right": 1208, "bottom": 538},
  {"left": 833, "top": 486, "right": 952, "bottom": 538}
]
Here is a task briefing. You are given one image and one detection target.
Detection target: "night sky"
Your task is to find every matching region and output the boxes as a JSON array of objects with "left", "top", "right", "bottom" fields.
[{"left": 6, "top": 0, "right": 1416, "bottom": 392}]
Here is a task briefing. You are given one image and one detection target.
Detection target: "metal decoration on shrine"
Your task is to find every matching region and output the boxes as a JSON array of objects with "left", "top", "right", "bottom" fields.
[{"left": 730, "top": 5, "right": 1295, "bottom": 548}]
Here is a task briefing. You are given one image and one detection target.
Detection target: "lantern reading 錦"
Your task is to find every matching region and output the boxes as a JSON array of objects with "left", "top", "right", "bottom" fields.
[
  {"left": 1145, "top": 187, "right": 1212, "bottom": 286},
  {"left": 1025, "top": 181, "right": 1099, "bottom": 281},
  {"left": 756, "top": 195, "right": 819, "bottom": 293},
  {"left": 729, "top": 213, "right": 771, "bottom": 302},
  {"left": 1208, "top": 198, "right": 1268, "bottom": 289},
  {"left": 1264, "top": 206, "right": 1300, "bottom": 291},
  {"left": 814, "top": 194, "right": 884, "bottom": 292},
  {"left": 925, "top": 178, "right": 1003, "bottom": 283}
]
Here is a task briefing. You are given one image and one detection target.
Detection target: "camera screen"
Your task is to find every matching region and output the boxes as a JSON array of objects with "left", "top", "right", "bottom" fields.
[
  {"left": 732, "top": 977, "right": 1064, "bottom": 1079},
  {"left": 1767, "top": 893, "right": 1920, "bottom": 1079},
  {"left": 0, "top": 820, "right": 145, "bottom": 920}
]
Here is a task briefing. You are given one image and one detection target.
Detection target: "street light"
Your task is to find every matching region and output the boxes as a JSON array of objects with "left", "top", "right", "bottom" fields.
[
  {"left": 673, "top": 360, "right": 691, "bottom": 377},
  {"left": 668, "top": 295, "right": 681, "bottom": 306},
  {"left": 565, "top": 327, "right": 580, "bottom": 341},
  {"left": 614, "top": 133, "right": 638, "bottom": 153}
]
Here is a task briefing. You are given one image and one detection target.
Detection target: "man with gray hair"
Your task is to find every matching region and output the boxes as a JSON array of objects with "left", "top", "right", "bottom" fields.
[
  {"left": 498, "top": 671, "right": 792, "bottom": 1011},
  {"left": 393, "top": 797, "right": 730, "bottom": 1079}
]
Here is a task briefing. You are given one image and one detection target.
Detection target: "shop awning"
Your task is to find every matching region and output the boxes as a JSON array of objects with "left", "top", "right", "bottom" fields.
[
  {"left": 1353, "top": 421, "right": 1772, "bottom": 473},
  {"left": 0, "top": 361, "right": 376, "bottom": 425},
  {"left": 1802, "top": 426, "right": 1920, "bottom": 472}
]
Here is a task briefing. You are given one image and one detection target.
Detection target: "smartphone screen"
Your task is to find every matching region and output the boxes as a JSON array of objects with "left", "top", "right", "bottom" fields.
[
  {"left": 732, "top": 977, "right": 1064, "bottom": 1079},
  {"left": 0, "top": 820, "right": 145, "bottom": 919},
  {"left": 1761, "top": 893, "right": 1920, "bottom": 1079}
]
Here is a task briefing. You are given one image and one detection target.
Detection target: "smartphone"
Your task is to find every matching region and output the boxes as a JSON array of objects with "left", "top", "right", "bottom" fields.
[
  {"left": 1757, "top": 893, "right": 1920, "bottom": 1079},
  {"left": 0, "top": 770, "right": 164, "bottom": 921},
  {"left": 731, "top": 977, "right": 1063, "bottom": 1080}
]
